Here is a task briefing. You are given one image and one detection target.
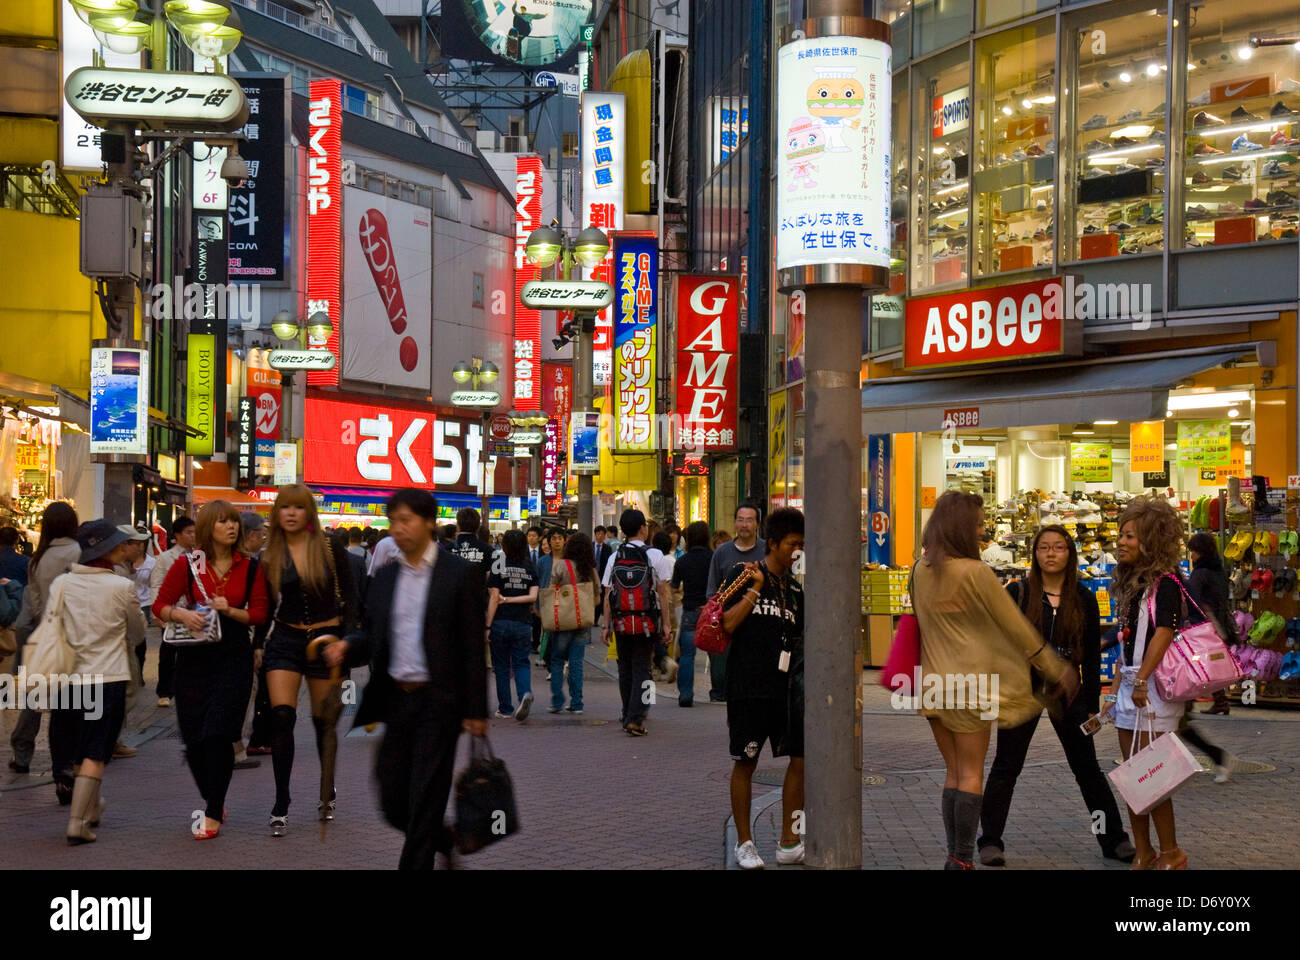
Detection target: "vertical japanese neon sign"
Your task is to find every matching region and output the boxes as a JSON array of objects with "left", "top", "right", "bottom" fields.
[
  {"left": 514, "top": 155, "right": 544, "bottom": 410},
  {"left": 307, "top": 78, "right": 342, "bottom": 385}
]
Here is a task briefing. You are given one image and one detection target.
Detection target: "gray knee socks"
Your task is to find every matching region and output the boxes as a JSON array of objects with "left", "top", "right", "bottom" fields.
[
  {"left": 941, "top": 787, "right": 957, "bottom": 857},
  {"left": 952, "top": 790, "right": 982, "bottom": 865}
]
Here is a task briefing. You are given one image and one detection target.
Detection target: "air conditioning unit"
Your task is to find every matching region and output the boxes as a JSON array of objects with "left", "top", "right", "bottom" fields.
[{"left": 476, "top": 130, "right": 497, "bottom": 151}]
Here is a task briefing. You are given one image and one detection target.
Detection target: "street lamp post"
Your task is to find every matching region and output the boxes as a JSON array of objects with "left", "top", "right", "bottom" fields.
[
  {"left": 451, "top": 358, "right": 501, "bottom": 520},
  {"left": 270, "top": 310, "right": 334, "bottom": 460},
  {"left": 523, "top": 225, "right": 609, "bottom": 535}
]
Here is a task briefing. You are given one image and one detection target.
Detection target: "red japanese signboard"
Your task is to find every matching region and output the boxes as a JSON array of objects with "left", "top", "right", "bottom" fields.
[
  {"left": 543, "top": 418, "right": 561, "bottom": 509},
  {"left": 675, "top": 275, "right": 739, "bottom": 451},
  {"left": 541, "top": 363, "right": 572, "bottom": 427},
  {"left": 514, "top": 155, "right": 543, "bottom": 410},
  {"left": 306, "top": 79, "right": 342, "bottom": 385},
  {"left": 904, "top": 277, "right": 1068, "bottom": 370}
]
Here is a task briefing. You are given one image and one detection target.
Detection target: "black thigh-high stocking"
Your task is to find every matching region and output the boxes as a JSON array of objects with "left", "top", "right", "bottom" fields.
[
  {"left": 270, "top": 705, "right": 296, "bottom": 816},
  {"left": 312, "top": 715, "right": 338, "bottom": 804}
]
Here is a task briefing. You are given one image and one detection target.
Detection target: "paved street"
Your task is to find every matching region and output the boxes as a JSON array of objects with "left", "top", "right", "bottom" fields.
[{"left": 4, "top": 632, "right": 1298, "bottom": 870}]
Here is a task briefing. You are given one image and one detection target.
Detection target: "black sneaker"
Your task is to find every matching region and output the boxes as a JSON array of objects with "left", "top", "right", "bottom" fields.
[
  {"left": 679, "top": 699, "right": 693, "bottom": 707},
  {"left": 8, "top": 760, "right": 28, "bottom": 774},
  {"left": 1191, "top": 170, "right": 1211, "bottom": 184},
  {"left": 1271, "top": 101, "right": 1295, "bottom": 118},
  {"left": 979, "top": 844, "right": 1006, "bottom": 867},
  {"left": 1267, "top": 190, "right": 1297, "bottom": 207},
  {"left": 1193, "top": 110, "right": 1225, "bottom": 128},
  {"left": 1221, "top": 166, "right": 1244, "bottom": 182},
  {"left": 1231, "top": 105, "right": 1263, "bottom": 123}
]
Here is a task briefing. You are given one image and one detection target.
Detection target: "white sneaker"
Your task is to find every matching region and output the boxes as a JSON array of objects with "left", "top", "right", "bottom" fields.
[
  {"left": 735, "top": 840, "right": 765, "bottom": 870},
  {"left": 514, "top": 691, "right": 533, "bottom": 721},
  {"left": 775, "top": 841, "right": 805, "bottom": 865},
  {"left": 1214, "top": 752, "right": 1237, "bottom": 783}
]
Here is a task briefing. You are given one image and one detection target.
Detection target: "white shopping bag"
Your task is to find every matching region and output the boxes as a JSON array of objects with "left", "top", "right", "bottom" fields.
[{"left": 1107, "top": 711, "right": 1201, "bottom": 815}]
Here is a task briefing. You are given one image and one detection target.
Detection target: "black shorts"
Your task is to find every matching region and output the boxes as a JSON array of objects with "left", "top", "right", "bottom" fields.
[
  {"left": 51, "top": 680, "right": 127, "bottom": 764},
  {"left": 728, "top": 696, "right": 803, "bottom": 761},
  {"left": 263, "top": 624, "right": 345, "bottom": 680}
]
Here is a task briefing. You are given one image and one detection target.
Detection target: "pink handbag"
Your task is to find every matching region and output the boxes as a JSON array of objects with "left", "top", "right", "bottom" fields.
[
  {"left": 1107, "top": 711, "right": 1200, "bottom": 815},
  {"left": 1149, "top": 575, "right": 1245, "bottom": 701},
  {"left": 880, "top": 613, "right": 921, "bottom": 693}
]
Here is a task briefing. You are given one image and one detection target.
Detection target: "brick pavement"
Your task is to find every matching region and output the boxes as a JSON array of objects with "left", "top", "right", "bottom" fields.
[{"left": 6, "top": 633, "right": 1298, "bottom": 870}]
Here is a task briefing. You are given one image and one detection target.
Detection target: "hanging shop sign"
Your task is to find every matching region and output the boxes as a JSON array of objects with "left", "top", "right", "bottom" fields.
[
  {"left": 867, "top": 434, "right": 891, "bottom": 566},
  {"left": 769, "top": 389, "right": 788, "bottom": 503},
  {"left": 269, "top": 349, "right": 336, "bottom": 371},
  {"left": 185, "top": 333, "right": 217, "bottom": 456},
  {"left": 449, "top": 389, "right": 501, "bottom": 408},
  {"left": 519, "top": 280, "right": 613, "bottom": 310},
  {"left": 543, "top": 418, "right": 561, "bottom": 506},
  {"left": 582, "top": 93, "right": 625, "bottom": 387},
  {"left": 235, "top": 397, "right": 255, "bottom": 489},
  {"left": 542, "top": 363, "right": 573, "bottom": 430},
  {"left": 248, "top": 361, "right": 281, "bottom": 468},
  {"left": 675, "top": 275, "right": 740, "bottom": 452},
  {"left": 229, "top": 75, "right": 288, "bottom": 282},
  {"left": 1143, "top": 462, "right": 1171, "bottom": 487},
  {"left": 775, "top": 31, "right": 891, "bottom": 285},
  {"left": 303, "top": 397, "right": 496, "bottom": 492},
  {"left": 1129, "top": 421, "right": 1164, "bottom": 474},
  {"left": 672, "top": 454, "right": 709, "bottom": 477},
  {"left": 1176, "top": 420, "right": 1231, "bottom": 468},
  {"left": 570, "top": 411, "right": 600, "bottom": 473},
  {"left": 89, "top": 345, "right": 149, "bottom": 457},
  {"left": 1213, "top": 441, "right": 1247, "bottom": 485},
  {"left": 931, "top": 85, "right": 970, "bottom": 138},
  {"left": 514, "top": 155, "right": 545, "bottom": 408},
  {"left": 903, "top": 277, "right": 1080, "bottom": 370},
  {"left": 613, "top": 233, "right": 657, "bottom": 452},
  {"left": 1069, "top": 443, "right": 1112, "bottom": 483},
  {"left": 64, "top": 67, "right": 249, "bottom": 132},
  {"left": 509, "top": 429, "right": 545, "bottom": 446},
  {"left": 307, "top": 79, "right": 342, "bottom": 386},
  {"left": 274, "top": 442, "right": 298, "bottom": 485}
]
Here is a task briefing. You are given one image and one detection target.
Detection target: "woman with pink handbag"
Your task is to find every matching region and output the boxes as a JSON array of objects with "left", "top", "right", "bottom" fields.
[{"left": 1109, "top": 496, "right": 1190, "bottom": 870}]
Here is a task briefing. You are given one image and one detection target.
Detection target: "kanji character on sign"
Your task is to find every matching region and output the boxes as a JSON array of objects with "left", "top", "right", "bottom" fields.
[{"left": 594, "top": 103, "right": 614, "bottom": 122}]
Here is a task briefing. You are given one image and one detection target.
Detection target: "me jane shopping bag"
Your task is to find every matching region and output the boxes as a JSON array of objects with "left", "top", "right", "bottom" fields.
[{"left": 1107, "top": 710, "right": 1201, "bottom": 815}]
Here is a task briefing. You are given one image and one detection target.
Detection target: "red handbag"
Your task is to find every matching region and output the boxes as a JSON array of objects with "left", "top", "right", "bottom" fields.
[
  {"left": 880, "top": 613, "right": 922, "bottom": 692},
  {"left": 693, "top": 568, "right": 756, "bottom": 655}
]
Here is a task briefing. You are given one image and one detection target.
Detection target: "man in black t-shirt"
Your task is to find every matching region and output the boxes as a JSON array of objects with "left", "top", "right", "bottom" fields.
[
  {"left": 720, "top": 507, "right": 805, "bottom": 870},
  {"left": 448, "top": 507, "right": 494, "bottom": 586}
]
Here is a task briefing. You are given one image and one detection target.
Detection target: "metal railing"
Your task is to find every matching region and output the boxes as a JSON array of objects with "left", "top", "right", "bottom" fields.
[
  {"left": 345, "top": 99, "right": 416, "bottom": 136},
  {"left": 422, "top": 124, "right": 473, "bottom": 154},
  {"left": 232, "top": 0, "right": 358, "bottom": 52},
  {"left": 363, "top": 41, "right": 390, "bottom": 65}
]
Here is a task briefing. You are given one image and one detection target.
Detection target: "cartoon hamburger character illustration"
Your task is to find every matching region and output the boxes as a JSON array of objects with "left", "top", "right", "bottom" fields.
[
  {"left": 806, "top": 66, "right": 865, "bottom": 152},
  {"left": 785, "top": 115, "right": 825, "bottom": 190}
]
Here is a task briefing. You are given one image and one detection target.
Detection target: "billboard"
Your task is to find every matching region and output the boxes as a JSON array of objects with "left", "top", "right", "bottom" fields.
[
  {"left": 229, "top": 74, "right": 288, "bottom": 283},
  {"left": 186, "top": 334, "right": 217, "bottom": 456},
  {"left": 307, "top": 79, "right": 342, "bottom": 385},
  {"left": 342, "top": 188, "right": 432, "bottom": 390},
  {"left": 89, "top": 347, "right": 149, "bottom": 456},
  {"left": 514, "top": 156, "right": 544, "bottom": 409},
  {"left": 581, "top": 92, "right": 625, "bottom": 387},
  {"left": 440, "top": 0, "right": 592, "bottom": 70},
  {"left": 675, "top": 275, "right": 739, "bottom": 451},
  {"left": 60, "top": 1, "right": 141, "bottom": 171},
  {"left": 775, "top": 34, "right": 891, "bottom": 274},
  {"left": 612, "top": 234, "right": 656, "bottom": 452}
]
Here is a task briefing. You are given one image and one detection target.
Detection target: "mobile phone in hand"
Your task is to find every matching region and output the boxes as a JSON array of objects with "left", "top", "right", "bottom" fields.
[{"left": 1079, "top": 714, "right": 1104, "bottom": 737}]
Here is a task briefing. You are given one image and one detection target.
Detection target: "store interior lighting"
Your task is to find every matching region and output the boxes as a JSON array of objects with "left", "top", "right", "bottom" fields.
[
  {"left": 1166, "top": 391, "right": 1251, "bottom": 411},
  {"left": 1093, "top": 420, "right": 1119, "bottom": 426}
]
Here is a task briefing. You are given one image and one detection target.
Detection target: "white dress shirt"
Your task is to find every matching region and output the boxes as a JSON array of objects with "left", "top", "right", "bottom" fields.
[
  {"left": 388, "top": 541, "right": 436, "bottom": 683},
  {"left": 368, "top": 535, "right": 403, "bottom": 576}
]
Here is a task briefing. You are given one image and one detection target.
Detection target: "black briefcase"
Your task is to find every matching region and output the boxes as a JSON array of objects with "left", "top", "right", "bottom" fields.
[{"left": 453, "top": 735, "right": 519, "bottom": 853}]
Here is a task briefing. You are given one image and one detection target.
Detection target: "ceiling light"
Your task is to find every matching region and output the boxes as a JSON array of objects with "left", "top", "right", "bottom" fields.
[
  {"left": 1228, "top": 408, "right": 1240, "bottom": 418},
  {"left": 1166, "top": 391, "right": 1251, "bottom": 411},
  {"left": 1294, "top": 41, "right": 1300, "bottom": 52},
  {"left": 1165, "top": 442, "right": 1177, "bottom": 450},
  {"left": 1119, "top": 71, "right": 1132, "bottom": 83},
  {"left": 1001, "top": 105, "right": 1013, "bottom": 116},
  {"left": 1032, "top": 95, "right": 1056, "bottom": 104},
  {"left": 1022, "top": 98, "right": 1033, "bottom": 110},
  {"left": 1072, "top": 428, "right": 1095, "bottom": 436},
  {"left": 1093, "top": 420, "right": 1119, "bottom": 426},
  {"left": 1165, "top": 410, "right": 1173, "bottom": 418},
  {"left": 1236, "top": 46, "right": 1253, "bottom": 61},
  {"left": 1146, "top": 64, "right": 1161, "bottom": 77}
]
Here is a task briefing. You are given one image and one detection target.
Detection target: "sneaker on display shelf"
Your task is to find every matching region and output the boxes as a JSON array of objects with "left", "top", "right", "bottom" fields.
[
  {"left": 1081, "top": 114, "right": 1109, "bottom": 130},
  {"left": 1193, "top": 110, "right": 1225, "bottom": 128},
  {"left": 1117, "top": 108, "right": 1143, "bottom": 124},
  {"left": 1230, "top": 106, "right": 1263, "bottom": 123},
  {"left": 1231, "top": 135, "right": 1263, "bottom": 153},
  {"left": 1189, "top": 90, "right": 1211, "bottom": 106}
]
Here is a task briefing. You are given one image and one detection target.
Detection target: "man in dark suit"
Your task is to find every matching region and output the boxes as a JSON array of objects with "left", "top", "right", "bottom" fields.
[{"left": 328, "top": 488, "right": 487, "bottom": 870}]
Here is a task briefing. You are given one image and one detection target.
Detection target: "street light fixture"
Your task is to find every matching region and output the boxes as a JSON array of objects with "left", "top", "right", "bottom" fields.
[
  {"left": 89, "top": 13, "right": 151, "bottom": 54},
  {"left": 271, "top": 311, "right": 333, "bottom": 347},
  {"left": 573, "top": 226, "right": 611, "bottom": 268},
  {"left": 523, "top": 225, "right": 563, "bottom": 268},
  {"left": 69, "top": 0, "right": 138, "bottom": 26}
]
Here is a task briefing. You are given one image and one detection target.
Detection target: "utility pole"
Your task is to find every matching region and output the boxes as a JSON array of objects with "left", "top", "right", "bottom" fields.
[{"left": 788, "top": 0, "right": 890, "bottom": 870}]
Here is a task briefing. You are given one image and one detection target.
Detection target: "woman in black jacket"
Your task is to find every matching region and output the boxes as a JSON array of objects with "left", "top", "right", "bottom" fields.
[
  {"left": 977, "top": 525, "right": 1135, "bottom": 866},
  {"left": 1187, "top": 533, "right": 1231, "bottom": 717}
]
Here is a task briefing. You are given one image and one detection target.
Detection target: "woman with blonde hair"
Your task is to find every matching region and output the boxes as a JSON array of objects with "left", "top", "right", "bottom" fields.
[
  {"left": 1109, "top": 495, "right": 1189, "bottom": 869},
  {"left": 153, "top": 501, "right": 269, "bottom": 839},
  {"left": 259, "top": 484, "right": 360, "bottom": 836},
  {"left": 910, "top": 491, "right": 1078, "bottom": 869}
]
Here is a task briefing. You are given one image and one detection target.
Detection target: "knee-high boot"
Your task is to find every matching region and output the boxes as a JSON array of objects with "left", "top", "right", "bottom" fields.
[{"left": 67, "top": 774, "right": 101, "bottom": 846}]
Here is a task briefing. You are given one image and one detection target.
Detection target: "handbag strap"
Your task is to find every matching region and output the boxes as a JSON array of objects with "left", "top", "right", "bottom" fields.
[
  {"left": 1123, "top": 706, "right": 1157, "bottom": 762},
  {"left": 715, "top": 567, "right": 755, "bottom": 605},
  {"left": 186, "top": 553, "right": 215, "bottom": 607},
  {"left": 564, "top": 560, "right": 581, "bottom": 625}
]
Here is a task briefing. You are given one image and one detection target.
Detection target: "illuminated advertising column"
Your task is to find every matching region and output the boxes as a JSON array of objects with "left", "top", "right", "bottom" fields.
[
  {"left": 613, "top": 233, "right": 657, "bottom": 452},
  {"left": 307, "top": 79, "right": 342, "bottom": 385},
  {"left": 581, "top": 92, "right": 625, "bottom": 387},
  {"left": 514, "top": 155, "right": 544, "bottom": 410}
]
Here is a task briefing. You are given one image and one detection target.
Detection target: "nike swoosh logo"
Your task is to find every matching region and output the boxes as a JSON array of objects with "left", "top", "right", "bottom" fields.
[{"left": 1223, "top": 81, "right": 1256, "bottom": 98}]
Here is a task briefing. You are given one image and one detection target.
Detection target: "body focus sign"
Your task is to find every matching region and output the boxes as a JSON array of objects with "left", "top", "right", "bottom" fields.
[{"left": 776, "top": 35, "right": 891, "bottom": 274}]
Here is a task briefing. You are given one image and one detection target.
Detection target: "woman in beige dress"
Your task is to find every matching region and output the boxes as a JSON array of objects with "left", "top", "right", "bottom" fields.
[{"left": 910, "top": 491, "right": 1078, "bottom": 869}]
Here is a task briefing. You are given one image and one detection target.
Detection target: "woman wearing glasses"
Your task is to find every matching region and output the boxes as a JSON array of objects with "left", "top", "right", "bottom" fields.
[{"left": 977, "top": 525, "right": 1134, "bottom": 866}]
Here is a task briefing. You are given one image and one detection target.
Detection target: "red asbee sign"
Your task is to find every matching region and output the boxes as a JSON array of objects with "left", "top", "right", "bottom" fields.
[
  {"left": 513, "top": 155, "right": 544, "bottom": 410},
  {"left": 675, "top": 275, "right": 739, "bottom": 451},
  {"left": 306, "top": 79, "right": 342, "bottom": 386},
  {"left": 903, "top": 277, "right": 1067, "bottom": 370}
]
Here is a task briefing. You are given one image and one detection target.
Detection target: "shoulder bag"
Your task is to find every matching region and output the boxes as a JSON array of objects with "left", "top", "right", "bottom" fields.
[
  {"left": 1149, "top": 574, "right": 1244, "bottom": 701},
  {"left": 693, "top": 566, "right": 755, "bottom": 656},
  {"left": 162, "top": 555, "right": 223, "bottom": 646},
  {"left": 880, "top": 564, "right": 922, "bottom": 693},
  {"left": 21, "top": 577, "right": 77, "bottom": 679},
  {"left": 454, "top": 735, "right": 519, "bottom": 854},
  {"left": 539, "top": 560, "right": 597, "bottom": 632}
]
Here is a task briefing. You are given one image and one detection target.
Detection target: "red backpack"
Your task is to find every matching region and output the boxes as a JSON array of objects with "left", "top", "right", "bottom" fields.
[{"left": 608, "top": 544, "right": 659, "bottom": 636}]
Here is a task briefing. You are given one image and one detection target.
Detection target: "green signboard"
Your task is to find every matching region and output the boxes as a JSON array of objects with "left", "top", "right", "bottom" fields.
[
  {"left": 1176, "top": 420, "right": 1231, "bottom": 468},
  {"left": 1069, "top": 443, "right": 1112, "bottom": 482}
]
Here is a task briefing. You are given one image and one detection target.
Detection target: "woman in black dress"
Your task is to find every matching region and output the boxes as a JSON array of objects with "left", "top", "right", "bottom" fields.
[
  {"left": 259, "top": 484, "right": 360, "bottom": 836},
  {"left": 154, "top": 501, "right": 269, "bottom": 839}
]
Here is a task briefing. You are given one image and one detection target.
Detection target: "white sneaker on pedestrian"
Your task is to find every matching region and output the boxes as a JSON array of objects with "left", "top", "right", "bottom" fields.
[
  {"left": 735, "top": 840, "right": 765, "bottom": 869},
  {"left": 514, "top": 691, "right": 533, "bottom": 721},
  {"left": 156, "top": 697, "right": 171, "bottom": 708},
  {"left": 775, "top": 841, "right": 805, "bottom": 865},
  {"left": 1214, "top": 752, "right": 1237, "bottom": 783}
]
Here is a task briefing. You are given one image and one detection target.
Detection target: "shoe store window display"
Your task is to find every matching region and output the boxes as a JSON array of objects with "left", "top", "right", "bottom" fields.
[
  {"left": 914, "top": 47, "right": 971, "bottom": 293},
  {"left": 1107, "top": 496, "right": 1193, "bottom": 871},
  {"left": 1070, "top": 5, "right": 1171, "bottom": 260},
  {"left": 972, "top": 22, "right": 1057, "bottom": 277},
  {"left": 1181, "top": 0, "right": 1300, "bottom": 249}
]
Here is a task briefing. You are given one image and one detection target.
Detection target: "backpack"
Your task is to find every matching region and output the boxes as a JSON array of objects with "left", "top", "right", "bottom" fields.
[{"left": 608, "top": 544, "right": 659, "bottom": 636}]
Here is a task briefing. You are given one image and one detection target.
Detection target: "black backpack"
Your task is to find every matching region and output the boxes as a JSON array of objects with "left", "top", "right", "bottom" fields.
[{"left": 608, "top": 544, "right": 659, "bottom": 636}]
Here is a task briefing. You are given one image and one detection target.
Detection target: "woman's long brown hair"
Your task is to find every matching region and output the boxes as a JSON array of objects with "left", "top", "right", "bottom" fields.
[
  {"left": 921, "top": 491, "right": 984, "bottom": 564},
  {"left": 1111, "top": 495, "right": 1184, "bottom": 616},
  {"left": 1025, "top": 524, "right": 1084, "bottom": 663},
  {"left": 261, "top": 483, "right": 330, "bottom": 599},
  {"left": 194, "top": 500, "right": 243, "bottom": 566}
]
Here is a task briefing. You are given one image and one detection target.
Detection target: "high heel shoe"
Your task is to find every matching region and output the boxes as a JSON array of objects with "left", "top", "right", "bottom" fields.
[
  {"left": 317, "top": 799, "right": 336, "bottom": 822},
  {"left": 269, "top": 815, "right": 288, "bottom": 837},
  {"left": 1155, "top": 848, "right": 1188, "bottom": 870},
  {"left": 194, "top": 821, "right": 220, "bottom": 840},
  {"left": 1131, "top": 849, "right": 1158, "bottom": 870}
]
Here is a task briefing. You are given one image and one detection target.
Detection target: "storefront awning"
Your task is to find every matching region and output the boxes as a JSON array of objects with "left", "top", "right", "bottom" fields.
[{"left": 861, "top": 346, "right": 1261, "bottom": 435}]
